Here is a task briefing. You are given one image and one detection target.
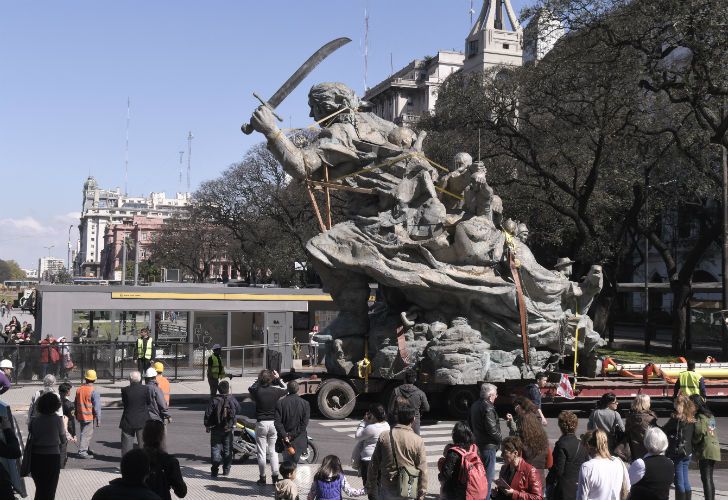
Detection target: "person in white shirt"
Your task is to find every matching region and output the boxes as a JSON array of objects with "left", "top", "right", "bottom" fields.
[
  {"left": 577, "top": 429, "right": 630, "bottom": 500},
  {"left": 351, "top": 403, "right": 390, "bottom": 484}
]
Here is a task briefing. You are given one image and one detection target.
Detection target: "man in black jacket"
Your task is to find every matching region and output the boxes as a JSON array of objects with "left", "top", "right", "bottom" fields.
[
  {"left": 204, "top": 380, "right": 240, "bottom": 477},
  {"left": 387, "top": 370, "right": 430, "bottom": 435},
  {"left": 469, "top": 382, "right": 501, "bottom": 500},
  {"left": 120, "top": 371, "right": 148, "bottom": 457},
  {"left": 274, "top": 380, "right": 310, "bottom": 464}
]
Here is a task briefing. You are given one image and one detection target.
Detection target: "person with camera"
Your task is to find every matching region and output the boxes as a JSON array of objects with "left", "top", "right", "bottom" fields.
[
  {"left": 351, "top": 403, "right": 389, "bottom": 484},
  {"left": 274, "top": 380, "right": 310, "bottom": 465}
]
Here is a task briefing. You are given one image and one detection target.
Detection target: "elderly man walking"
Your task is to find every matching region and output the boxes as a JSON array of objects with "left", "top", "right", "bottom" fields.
[
  {"left": 274, "top": 380, "right": 310, "bottom": 464},
  {"left": 469, "top": 383, "right": 502, "bottom": 499},
  {"left": 120, "top": 371, "right": 147, "bottom": 456}
]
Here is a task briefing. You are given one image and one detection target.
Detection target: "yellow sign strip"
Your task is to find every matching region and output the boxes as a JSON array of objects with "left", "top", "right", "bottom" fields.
[{"left": 111, "top": 292, "right": 334, "bottom": 301}]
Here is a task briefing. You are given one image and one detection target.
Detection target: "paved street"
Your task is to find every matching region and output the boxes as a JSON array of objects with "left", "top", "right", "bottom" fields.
[{"left": 10, "top": 403, "right": 728, "bottom": 498}]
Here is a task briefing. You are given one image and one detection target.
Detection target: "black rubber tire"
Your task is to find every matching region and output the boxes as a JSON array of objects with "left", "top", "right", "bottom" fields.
[
  {"left": 317, "top": 378, "right": 356, "bottom": 419},
  {"left": 447, "top": 386, "right": 478, "bottom": 420},
  {"left": 299, "top": 440, "right": 319, "bottom": 464}
]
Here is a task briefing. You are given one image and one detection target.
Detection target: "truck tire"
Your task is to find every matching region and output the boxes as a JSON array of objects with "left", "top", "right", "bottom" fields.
[
  {"left": 447, "top": 386, "right": 478, "bottom": 420},
  {"left": 317, "top": 378, "right": 356, "bottom": 419}
]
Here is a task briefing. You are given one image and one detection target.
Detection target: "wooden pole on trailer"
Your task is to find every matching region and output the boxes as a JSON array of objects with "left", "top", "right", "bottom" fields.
[
  {"left": 324, "top": 166, "right": 332, "bottom": 230},
  {"left": 306, "top": 181, "right": 327, "bottom": 233}
]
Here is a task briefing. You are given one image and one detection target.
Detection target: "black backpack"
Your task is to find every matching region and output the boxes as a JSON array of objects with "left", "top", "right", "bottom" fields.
[
  {"left": 667, "top": 420, "right": 687, "bottom": 459},
  {"left": 145, "top": 452, "right": 170, "bottom": 497},
  {"left": 206, "top": 395, "right": 234, "bottom": 430}
]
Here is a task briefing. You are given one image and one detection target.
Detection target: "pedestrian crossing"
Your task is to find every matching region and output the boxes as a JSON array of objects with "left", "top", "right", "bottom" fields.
[{"left": 316, "top": 419, "right": 457, "bottom": 463}]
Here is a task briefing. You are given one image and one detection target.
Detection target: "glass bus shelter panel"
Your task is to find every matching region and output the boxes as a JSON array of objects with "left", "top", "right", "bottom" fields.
[
  {"left": 193, "top": 312, "right": 227, "bottom": 347},
  {"left": 72, "top": 310, "right": 112, "bottom": 341},
  {"left": 155, "top": 311, "right": 189, "bottom": 342}
]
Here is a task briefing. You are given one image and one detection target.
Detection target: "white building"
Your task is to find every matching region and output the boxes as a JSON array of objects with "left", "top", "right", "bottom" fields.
[
  {"left": 22, "top": 268, "right": 38, "bottom": 279},
  {"left": 75, "top": 176, "right": 191, "bottom": 277},
  {"left": 363, "top": 51, "right": 465, "bottom": 126},
  {"left": 38, "top": 257, "right": 65, "bottom": 282},
  {"left": 523, "top": 8, "right": 566, "bottom": 66}
]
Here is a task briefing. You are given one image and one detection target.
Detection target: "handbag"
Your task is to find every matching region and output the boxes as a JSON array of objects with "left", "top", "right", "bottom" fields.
[
  {"left": 65, "top": 360, "right": 74, "bottom": 370},
  {"left": 20, "top": 432, "right": 32, "bottom": 477},
  {"left": 390, "top": 429, "right": 420, "bottom": 499}
]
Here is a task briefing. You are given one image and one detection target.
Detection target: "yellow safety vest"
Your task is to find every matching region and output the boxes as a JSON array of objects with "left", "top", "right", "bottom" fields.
[
  {"left": 137, "top": 337, "right": 153, "bottom": 360},
  {"left": 209, "top": 354, "right": 225, "bottom": 379},
  {"left": 678, "top": 370, "right": 702, "bottom": 396}
]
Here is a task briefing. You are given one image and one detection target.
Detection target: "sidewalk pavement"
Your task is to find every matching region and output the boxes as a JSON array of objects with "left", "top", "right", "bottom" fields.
[
  {"left": 0, "top": 376, "right": 259, "bottom": 412},
  {"left": 20, "top": 459, "right": 717, "bottom": 499}
]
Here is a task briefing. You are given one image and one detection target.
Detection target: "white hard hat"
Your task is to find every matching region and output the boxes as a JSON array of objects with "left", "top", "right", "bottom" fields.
[
  {"left": 0, "top": 360, "right": 13, "bottom": 369},
  {"left": 144, "top": 367, "right": 158, "bottom": 378}
]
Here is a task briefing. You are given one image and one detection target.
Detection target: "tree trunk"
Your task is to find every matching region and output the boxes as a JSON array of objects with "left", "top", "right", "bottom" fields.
[{"left": 670, "top": 279, "right": 692, "bottom": 355}]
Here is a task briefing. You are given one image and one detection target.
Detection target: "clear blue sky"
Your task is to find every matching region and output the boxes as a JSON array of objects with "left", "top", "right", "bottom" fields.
[{"left": 0, "top": 0, "right": 530, "bottom": 269}]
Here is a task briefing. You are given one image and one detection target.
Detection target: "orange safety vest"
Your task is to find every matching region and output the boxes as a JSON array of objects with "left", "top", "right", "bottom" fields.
[
  {"left": 156, "top": 374, "right": 170, "bottom": 406},
  {"left": 75, "top": 384, "right": 95, "bottom": 422}
]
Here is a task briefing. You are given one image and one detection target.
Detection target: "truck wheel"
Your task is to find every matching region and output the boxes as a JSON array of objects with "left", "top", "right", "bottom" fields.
[
  {"left": 317, "top": 379, "right": 356, "bottom": 419},
  {"left": 447, "top": 386, "right": 478, "bottom": 419}
]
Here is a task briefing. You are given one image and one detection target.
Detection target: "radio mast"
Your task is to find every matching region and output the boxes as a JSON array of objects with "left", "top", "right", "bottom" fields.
[
  {"left": 186, "top": 131, "right": 193, "bottom": 191},
  {"left": 124, "top": 97, "right": 130, "bottom": 196}
]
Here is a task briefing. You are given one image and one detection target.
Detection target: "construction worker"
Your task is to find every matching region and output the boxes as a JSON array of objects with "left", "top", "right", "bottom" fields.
[
  {"left": 207, "top": 344, "right": 226, "bottom": 398},
  {"left": 154, "top": 361, "right": 170, "bottom": 407},
  {"left": 75, "top": 369, "right": 101, "bottom": 459},
  {"left": 133, "top": 327, "right": 154, "bottom": 373},
  {"left": 0, "top": 360, "right": 12, "bottom": 394},
  {"left": 674, "top": 359, "right": 707, "bottom": 400}
]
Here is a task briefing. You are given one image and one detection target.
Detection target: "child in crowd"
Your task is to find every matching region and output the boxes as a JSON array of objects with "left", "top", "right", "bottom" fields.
[
  {"left": 275, "top": 461, "right": 299, "bottom": 500},
  {"left": 307, "top": 455, "right": 365, "bottom": 500}
]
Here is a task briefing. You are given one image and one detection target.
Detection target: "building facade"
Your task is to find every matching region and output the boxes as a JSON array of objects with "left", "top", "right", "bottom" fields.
[
  {"left": 364, "top": 1, "right": 562, "bottom": 127},
  {"left": 363, "top": 51, "right": 464, "bottom": 126},
  {"left": 75, "top": 176, "right": 190, "bottom": 277},
  {"left": 38, "top": 257, "right": 65, "bottom": 282}
]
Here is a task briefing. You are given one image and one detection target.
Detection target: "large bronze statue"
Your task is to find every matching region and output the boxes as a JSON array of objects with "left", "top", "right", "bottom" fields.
[{"left": 248, "top": 82, "right": 603, "bottom": 382}]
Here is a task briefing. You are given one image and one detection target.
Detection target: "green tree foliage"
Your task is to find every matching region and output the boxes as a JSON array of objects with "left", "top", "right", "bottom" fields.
[
  {"left": 421, "top": 0, "right": 724, "bottom": 353},
  {"left": 195, "top": 135, "right": 342, "bottom": 287},
  {"left": 0, "top": 260, "right": 27, "bottom": 282}
]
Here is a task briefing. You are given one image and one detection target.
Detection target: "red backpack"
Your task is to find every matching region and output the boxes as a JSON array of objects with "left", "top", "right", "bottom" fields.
[{"left": 451, "top": 444, "right": 488, "bottom": 500}]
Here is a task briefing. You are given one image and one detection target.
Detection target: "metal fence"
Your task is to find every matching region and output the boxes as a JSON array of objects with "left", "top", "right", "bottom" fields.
[
  {"left": 2, "top": 342, "right": 209, "bottom": 384},
  {"left": 223, "top": 342, "right": 319, "bottom": 375}
]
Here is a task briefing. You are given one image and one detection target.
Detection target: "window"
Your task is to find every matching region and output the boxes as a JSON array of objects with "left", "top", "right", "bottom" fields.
[
  {"left": 467, "top": 39, "right": 479, "bottom": 58},
  {"left": 503, "top": 44, "right": 510, "bottom": 50}
]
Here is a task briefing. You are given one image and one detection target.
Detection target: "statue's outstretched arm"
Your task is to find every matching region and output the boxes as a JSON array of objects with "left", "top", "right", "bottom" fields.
[{"left": 250, "top": 106, "right": 322, "bottom": 179}]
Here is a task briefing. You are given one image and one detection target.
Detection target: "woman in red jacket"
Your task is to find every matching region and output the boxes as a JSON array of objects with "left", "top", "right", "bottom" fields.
[{"left": 493, "top": 436, "right": 543, "bottom": 500}]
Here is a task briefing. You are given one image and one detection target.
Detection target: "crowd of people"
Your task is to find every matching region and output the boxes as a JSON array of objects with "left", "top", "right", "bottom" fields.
[{"left": 0, "top": 334, "right": 722, "bottom": 500}]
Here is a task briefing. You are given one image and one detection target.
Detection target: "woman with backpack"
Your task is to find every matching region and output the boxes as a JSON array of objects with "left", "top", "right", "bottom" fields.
[
  {"left": 307, "top": 455, "right": 365, "bottom": 500},
  {"left": 587, "top": 393, "right": 624, "bottom": 453},
  {"left": 691, "top": 396, "right": 720, "bottom": 500},
  {"left": 142, "top": 420, "right": 187, "bottom": 500},
  {"left": 661, "top": 393, "right": 696, "bottom": 500},
  {"left": 437, "top": 421, "right": 487, "bottom": 500}
]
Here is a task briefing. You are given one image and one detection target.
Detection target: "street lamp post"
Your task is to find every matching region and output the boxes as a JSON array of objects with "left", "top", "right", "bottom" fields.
[{"left": 67, "top": 225, "right": 73, "bottom": 276}]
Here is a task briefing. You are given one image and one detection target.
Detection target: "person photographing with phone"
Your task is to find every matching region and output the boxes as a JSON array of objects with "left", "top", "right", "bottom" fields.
[{"left": 351, "top": 404, "right": 389, "bottom": 484}]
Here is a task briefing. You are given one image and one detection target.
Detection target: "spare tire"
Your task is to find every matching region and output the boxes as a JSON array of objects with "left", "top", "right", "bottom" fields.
[
  {"left": 317, "top": 378, "right": 356, "bottom": 419},
  {"left": 447, "top": 386, "right": 478, "bottom": 420}
]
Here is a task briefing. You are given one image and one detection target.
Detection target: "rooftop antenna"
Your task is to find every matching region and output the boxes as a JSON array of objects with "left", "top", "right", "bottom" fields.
[
  {"left": 390, "top": 52, "right": 394, "bottom": 77},
  {"left": 186, "top": 131, "right": 193, "bottom": 191},
  {"left": 124, "top": 97, "right": 130, "bottom": 196},
  {"left": 470, "top": 0, "right": 475, "bottom": 26},
  {"left": 363, "top": 6, "right": 369, "bottom": 91},
  {"left": 178, "top": 151, "right": 184, "bottom": 191}
]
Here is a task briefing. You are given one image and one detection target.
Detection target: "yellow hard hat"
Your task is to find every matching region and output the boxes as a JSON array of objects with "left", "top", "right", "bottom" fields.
[
  {"left": 153, "top": 362, "right": 164, "bottom": 373},
  {"left": 84, "top": 369, "right": 97, "bottom": 381}
]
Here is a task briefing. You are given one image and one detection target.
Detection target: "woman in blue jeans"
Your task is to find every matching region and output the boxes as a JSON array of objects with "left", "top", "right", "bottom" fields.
[{"left": 662, "top": 393, "right": 697, "bottom": 500}]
